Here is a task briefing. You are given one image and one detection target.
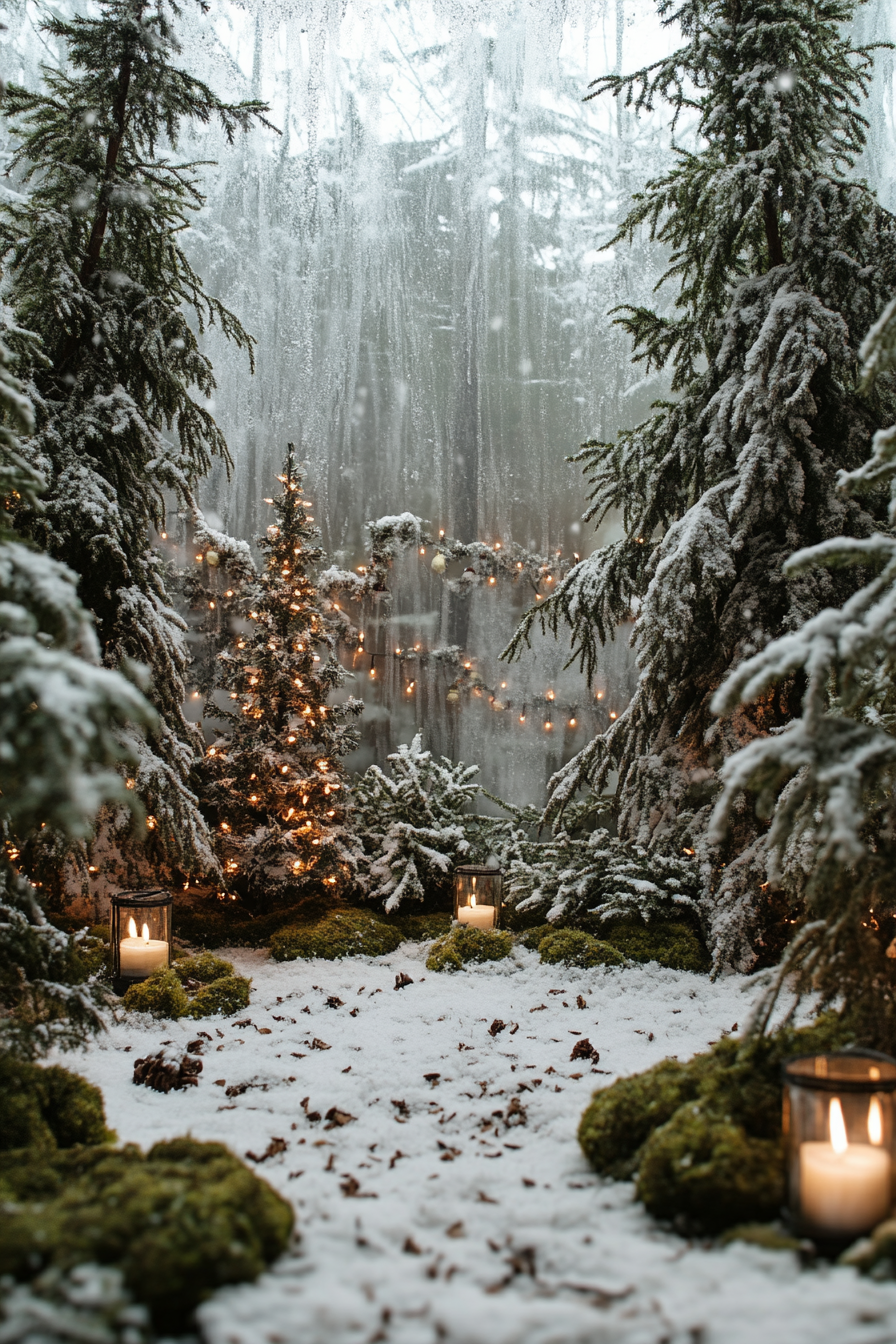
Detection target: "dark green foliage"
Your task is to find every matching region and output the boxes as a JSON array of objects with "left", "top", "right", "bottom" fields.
[
  {"left": 0, "top": 1138, "right": 294, "bottom": 1331},
  {"left": 184, "top": 974, "right": 250, "bottom": 1019},
  {"left": 270, "top": 908, "right": 404, "bottom": 962},
  {"left": 539, "top": 930, "right": 625, "bottom": 969},
  {"left": 504, "top": 0, "right": 896, "bottom": 974},
  {"left": 599, "top": 919, "right": 710, "bottom": 973},
  {"left": 516, "top": 923, "right": 556, "bottom": 950},
  {"left": 173, "top": 897, "right": 318, "bottom": 948},
  {"left": 425, "top": 926, "right": 514, "bottom": 972},
  {"left": 0, "top": 1058, "right": 112, "bottom": 1152},
  {"left": 391, "top": 912, "right": 453, "bottom": 941},
  {"left": 121, "top": 967, "right": 189, "bottom": 1018},
  {"left": 199, "top": 450, "right": 362, "bottom": 900},
  {"left": 173, "top": 951, "right": 234, "bottom": 984},
  {"left": 578, "top": 1015, "right": 852, "bottom": 1231},
  {"left": 638, "top": 1108, "right": 785, "bottom": 1230},
  {"left": 1, "top": 0, "right": 270, "bottom": 882}
]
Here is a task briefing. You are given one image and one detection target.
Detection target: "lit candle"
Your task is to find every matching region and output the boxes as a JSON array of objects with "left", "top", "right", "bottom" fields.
[
  {"left": 800, "top": 1097, "right": 892, "bottom": 1236},
  {"left": 119, "top": 917, "right": 169, "bottom": 979},
  {"left": 456, "top": 882, "right": 495, "bottom": 931}
]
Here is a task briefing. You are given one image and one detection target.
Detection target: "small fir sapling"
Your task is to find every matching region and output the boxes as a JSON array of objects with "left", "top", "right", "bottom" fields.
[
  {"left": 352, "top": 733, "right": 482, "bottom": 909},
  {"left": 0, "top": 315, "right": 153, "bottom": 1061},
  {"left": 199, "top": 449, "right": 363, "bottom": 901},
  {"left": 0, "top": 0, "right": 272, "bottom": 886},
  {"left": 710, "top": 290, "right": 896, "bottom": 1045},
  {"left": 503, "top": 0, "right": 896, "bottom": 969}
]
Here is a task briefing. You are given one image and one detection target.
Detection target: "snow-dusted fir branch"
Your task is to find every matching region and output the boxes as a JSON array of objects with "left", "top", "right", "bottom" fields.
[
  {"left": 504, "top": 3, "right": 896, "bottom": 979},
  {"left": 0, "top": 0, "right": 271, "bottom": 882},
  {"left": 711, "top": 283, "right": 896, "bottom": 1046},
  {"left": 0, "top": 314, "right": 153, "bottom": 1058}
]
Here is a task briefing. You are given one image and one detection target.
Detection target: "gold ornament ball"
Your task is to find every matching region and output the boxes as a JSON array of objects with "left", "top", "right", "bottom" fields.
[
  {"left": 431, "top": 553, "right": 447, "bottom": 574},
  {"left": 446, "top": 687, "right": 459, "bottom": 703},
  {"left": 206, "top": 550, "right": 220, "bottom": 567}
]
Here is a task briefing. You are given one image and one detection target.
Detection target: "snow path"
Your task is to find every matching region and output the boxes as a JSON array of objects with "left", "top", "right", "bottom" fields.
[{"left": 69, "top": 945, "right": 896, "bottom": 1344}]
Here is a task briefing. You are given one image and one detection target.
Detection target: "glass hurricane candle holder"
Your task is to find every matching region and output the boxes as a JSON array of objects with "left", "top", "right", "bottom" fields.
[
  {"left": 454, "top": 864, "right": 502, "bottom": 930},
  {"left": 110, "top": 888, "right": 172, "bottom": 986},
  {"left": 783, "top": 1050, "right": 896, "bottom": 1242}
]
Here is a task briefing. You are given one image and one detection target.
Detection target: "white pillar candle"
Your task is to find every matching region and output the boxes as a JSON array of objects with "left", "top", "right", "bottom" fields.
[
  {"left": 457, "top": 902, "right": 496, "bottom": 930},
  {"left": 800, "top": 1097, "right": 892, "bottom": 1236},
  {"left": 119, "top": 919, "right": 169, "bottom": 978}
]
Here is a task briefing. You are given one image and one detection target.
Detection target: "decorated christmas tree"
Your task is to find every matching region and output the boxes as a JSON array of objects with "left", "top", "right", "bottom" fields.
[
  {"left": 200, "top": 449, "right": 363, "bottom": 902},
  {"left": 0, "top": 0, "right": 270, "bottom": 886},
  {"left": 506, "top": 0, "right": 896, "bottom": 968}
]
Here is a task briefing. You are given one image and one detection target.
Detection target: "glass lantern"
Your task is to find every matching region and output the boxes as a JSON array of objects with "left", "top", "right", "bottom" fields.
[
  {"left": 110, "top": 888, "right": 172, "bottom": 986},
  {"left": 454, "top": 864, "right": 502, "bottom": 930},
  {"left": 782, "top": 1050, "right": 896, "bottom": 1241}
]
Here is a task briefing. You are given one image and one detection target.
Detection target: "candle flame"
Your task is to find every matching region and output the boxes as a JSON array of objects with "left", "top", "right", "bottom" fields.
[
  {"left": 869, "top": 1096, "right": 884, "bottom": 1146},
  {"left": 140, "top": 923, "right": 150, "bottom": 944},
  {"left": 127, "top": 916, "right": 137, "bottom": 938},
  {"left": 830, "top": 1097, "right": 848, "bottom": 1154},
  {"left": 470, "top": 894, "right": 477, "bottom": 908}
]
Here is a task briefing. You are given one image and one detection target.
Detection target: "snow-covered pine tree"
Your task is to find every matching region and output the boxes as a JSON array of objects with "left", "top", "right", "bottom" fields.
[
  {"left": 200, "top": 449, "right": 363, "bottom": 902},
  {"left": 352, "top": 734, "right": 483, "bottom": 911},
  {"left": 506, "top": 0, "right": 896, "bottom": 965},
  {"left": 711, "top": 292, "right": 896, "bottom": 1044},
  {"left": 0, "top": 313, "right": 153, "bottom": 1058},
  {"left": 0, "top": 0, "right": 271, "bottom": 885}
]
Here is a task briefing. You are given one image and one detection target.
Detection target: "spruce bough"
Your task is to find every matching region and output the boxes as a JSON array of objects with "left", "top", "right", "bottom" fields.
[
  {"left": 506, "top": 0, "right": 896, "bottom": 968},
  {"left": 1, "top": 0, "right": 271, "bottom": 885}
]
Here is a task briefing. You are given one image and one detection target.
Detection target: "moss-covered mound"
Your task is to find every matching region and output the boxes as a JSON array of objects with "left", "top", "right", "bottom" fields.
[
  {"left": 539, "top": 930, "right": 625, "bottom": 969},
  {"left": 122, "top": 957, "right": 250, "bottom": 1020},
  {"left": 0, "top": 1138, "right": 294, "bottom": 1331},
  {"left": 578, "top": 1015, "right": 852, "bottom": 1233},
  {"left": 185, "top": 974, "right": 251, "bottom": 1018},
  {"left": 174, "top": 951, "right": 235, "bottom": 983},
  {"left": 515, "top": 923, "right": 556, "bottom": 951},
  {"left": 598, "top": 919, "right": 710, "bottom": 973},
  {"left": 391, "top": 911, "right": 453, "bottom": 942},
  {"left": 426, "top": 926, "right": 513, "bottom": 971},
  {"left": 174, "top": 897, "right": 324, "bottom": 949},
  {"left": 0, "top": 1058, "right": 113, "bottom": 1153},
  {"left": 271, "top": 907, "right": 404, "bottom": 961}
]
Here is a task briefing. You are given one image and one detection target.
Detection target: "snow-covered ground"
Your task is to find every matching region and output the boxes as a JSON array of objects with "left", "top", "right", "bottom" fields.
[{"left": 68, "top": 944, "right": 896, "bottom": 1344}]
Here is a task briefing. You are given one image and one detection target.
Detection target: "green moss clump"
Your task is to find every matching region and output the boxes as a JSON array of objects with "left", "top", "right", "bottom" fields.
[
  {"left": 185, "top": 974, "right": 251, "bottom": 1018},
  {"left": 539, "top": 929, "right": 625, "bottom": 969},
  {"left": 599, "top": 919, "right": 710, "bottom": 973},
  {"left": 578, "top": 1055, "right": 714, "bottom": 1179},
  {"left": 425, "top": 926, "right": 513, "bottom": 972},
  {"left": 174, "top": 952, "right": 235, "bottom": 984},
  {"left": 515, "top": 923, "right": 555, "bottom": 951},
  {"left": 270, "top": 908, "right": 404, "bottom": 961},
  {"left": 720, "top": 1223, "right": 805, "bottom": 1252},
  {"left": 637, "top": 1104, "right": 784, "bottom": 1230},
  {"left": 393, "top": 912, "right": 453, "bottom": 941},
  {"left": 578, "top": 1013, "right": 852, "bottom": 1233},
  {"left": 0, "top": 1058, "right": 113, "bottom": 1153},
  {"left": 121, "top": 967, "right": 190, "bottom": 1019},
  {"left": 0, "top": 1138, "right": 294, "bottom": 1332}
]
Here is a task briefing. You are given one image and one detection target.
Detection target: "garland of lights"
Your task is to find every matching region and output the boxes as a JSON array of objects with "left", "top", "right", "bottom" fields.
[{"left": 316, "top": 512, "right": 622, "bottom": 729}]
